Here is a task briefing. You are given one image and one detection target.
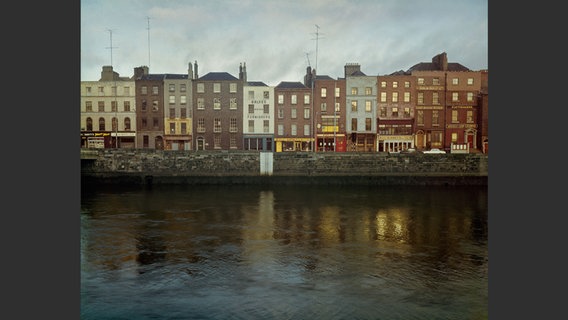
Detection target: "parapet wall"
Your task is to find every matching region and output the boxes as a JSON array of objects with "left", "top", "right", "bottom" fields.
[{"left": 80, "top": 149, "right": 488, "bottom": 186}]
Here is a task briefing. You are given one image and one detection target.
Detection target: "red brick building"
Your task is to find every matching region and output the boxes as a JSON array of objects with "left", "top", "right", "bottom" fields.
[
  {"left": 307, "top": 67, "right": 347, "bottom": 152},
  {"left": 274, "top": 81, "right": 312, "bottom": 152},
  {"left": 479, "top": 69, "right": 488, "bottom": 153},
  {"left": 407, "top": 52, "right": 481, "bottom": 152},
  {"left": 377, "top": 72, "right": 416, "bottom": 152}
]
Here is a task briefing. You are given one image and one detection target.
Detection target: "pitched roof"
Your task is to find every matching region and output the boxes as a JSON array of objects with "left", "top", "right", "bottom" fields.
[
  {"left": 275, "top": 81, "right": 308, "bottom": 89},
  {"left": 198, "top": 72, "right": 238, "bottom": 81},
  {"left": 388, "top": 70, "right": 410, "bottom": 76},
  {"left": 407, "top": 62, "right": 470, "bottom": 72},
  {"left": 315, "top": 75, "right": 334, "bottom": 80},
  {"left": 139, "top": 74, "right": 165, "bottom": 81},
  {"left": 246, "top": 81, "right": 268, "bottom": 86},
  {"left": 348, "top": 70, "right": 367, "bottom": 76},
  {"left": 164, "top": 74, "right": 189, "bottom": 80}
]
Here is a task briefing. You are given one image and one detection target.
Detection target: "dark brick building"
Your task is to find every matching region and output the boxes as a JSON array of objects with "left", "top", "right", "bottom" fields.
[
  {"left": 134, "top": 66, "right": 166, "bottom": 149},
  {"left": 274, "top": 81, "right": 312, "bottom": 151},
  {"left": 192, "top": 63, "right": 245, "bottom": 150}
]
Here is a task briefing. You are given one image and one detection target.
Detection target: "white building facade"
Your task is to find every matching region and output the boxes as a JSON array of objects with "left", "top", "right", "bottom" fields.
[{"left": 242, "top": 82, "right": 275, "bottom": 151}]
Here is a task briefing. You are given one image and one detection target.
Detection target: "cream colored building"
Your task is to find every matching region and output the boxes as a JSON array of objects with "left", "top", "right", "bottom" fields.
[{"left": 80, "top": 66, "right": 137, "bottom": 148}]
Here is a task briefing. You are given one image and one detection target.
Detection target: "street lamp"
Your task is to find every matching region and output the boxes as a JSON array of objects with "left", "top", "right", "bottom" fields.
[
  {"left": 311, "top": 74, "right": 315, "bottom": 152},
  {"left": 114, "top": 82, "right": 118, "bottom": 148},
  {"left": 334, "top": 80, "right": 337, "bottom": 152}
]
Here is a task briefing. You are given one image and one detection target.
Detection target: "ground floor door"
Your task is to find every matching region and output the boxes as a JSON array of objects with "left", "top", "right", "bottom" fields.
[{"left": 196, "top": 137, "right": 205, "bottom": 150}]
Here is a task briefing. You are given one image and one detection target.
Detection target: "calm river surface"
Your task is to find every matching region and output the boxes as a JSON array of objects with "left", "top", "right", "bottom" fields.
[{"left": 80, "top": 184, "right": 488, "bottom": 320}]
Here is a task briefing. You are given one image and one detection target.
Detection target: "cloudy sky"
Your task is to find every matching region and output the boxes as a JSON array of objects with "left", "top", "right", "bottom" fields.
[{"left": 81, "top": 0, "right": 488, "bottom": 86}]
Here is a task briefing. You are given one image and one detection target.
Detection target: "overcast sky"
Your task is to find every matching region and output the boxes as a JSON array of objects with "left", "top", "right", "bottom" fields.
[{"left": 81, "top": 0, "right": 488, "bottom": 86}]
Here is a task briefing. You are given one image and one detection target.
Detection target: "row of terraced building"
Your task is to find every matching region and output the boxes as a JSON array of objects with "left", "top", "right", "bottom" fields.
[{"left": 80, "top": 52, "right": 488, "bottom": 153}]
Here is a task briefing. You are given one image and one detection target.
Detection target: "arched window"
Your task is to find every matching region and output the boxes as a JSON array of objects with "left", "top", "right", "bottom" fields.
[
  {"left": 124, "top": 117, "right": 131, "bottom": 131},
  {"left": 86, "top": 117, "right": 93, "bottom": 131},
  {"left": 112, "top": 117, "right": 118, "bottom": 131},
  {"left": 99, "top": 117, "right": 105, "bottom": 131}
]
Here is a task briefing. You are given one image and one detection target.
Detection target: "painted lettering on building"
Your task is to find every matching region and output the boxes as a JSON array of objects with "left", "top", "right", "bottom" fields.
[
  {"left": 247, "top": 115, "right": 270, "bottom": 119},
  {"left": 446, "top": 124, "right": 478, "bottom": 129},
  {"left": 378, "top": 135, "right": 413, "bottom": 141},
  {"left": 415, "top": 106, "right": 444, "bottom": 110},
  {"left": 417, "top": 86, "right": 444, "bottom": 91}
]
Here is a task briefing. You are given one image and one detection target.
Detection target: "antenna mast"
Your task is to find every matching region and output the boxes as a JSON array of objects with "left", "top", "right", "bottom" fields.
[
  {"left": 312, "top": 25, "right": 324, "bottom": 72},
  {"left": 146, "top": 17, "right": 151, "bottom": 69},
  {"left": 106, "top": 29, "right": 119, "bottom": 148},
  {"left": 106, "top": 29, "right": 118, "bottom": 66}
]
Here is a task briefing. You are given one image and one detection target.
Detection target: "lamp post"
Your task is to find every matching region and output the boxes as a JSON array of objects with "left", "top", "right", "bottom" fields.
[
  {"left": 311, "top": 72, "right": 315, "bottom": 152},
  {"left": 107, "top": 28, "right": 119, "bottom": 149},
  {"left": 334, "top": 80, "right": 337, "bottom": 152},
  {"left": 114, "top": 81, "right": 118, "bottom": 148}
]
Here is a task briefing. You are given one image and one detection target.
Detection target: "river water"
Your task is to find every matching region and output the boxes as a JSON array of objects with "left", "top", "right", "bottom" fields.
[{"left": 80, "top": 184, "right": 488, "bottom": 319}]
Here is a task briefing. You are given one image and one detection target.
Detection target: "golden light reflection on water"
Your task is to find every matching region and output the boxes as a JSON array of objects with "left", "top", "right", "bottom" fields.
[
  {"left": 375, "top": 207, "right": 410, "bottom": 244},
  {"left": 316, "top": 206, "right": 342, "bottom": 243},
  {"left": 82, "top": 186, "right": 486, "bottom": 273},
  {"left": 81, "top": 185, "right": 488, "bottom": 319}
]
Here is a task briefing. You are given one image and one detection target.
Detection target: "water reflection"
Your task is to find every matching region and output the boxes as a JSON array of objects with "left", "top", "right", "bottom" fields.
[{"left": 81, "top": 184, "right": 488, "bottom": 319}]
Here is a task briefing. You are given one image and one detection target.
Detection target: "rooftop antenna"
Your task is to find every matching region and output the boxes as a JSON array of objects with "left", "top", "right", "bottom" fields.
[
  {"left": 106, "top": 29, "right": 118, "bottom": 66},
  {"left": 305, "top": 52, "right": 311, "bottom": 67},
  {"left": 146, "top": 16, "right": 151, "bottom": 69},
  {"left": 106, "top": 28, "right": 119, "bottom": 148},
  {"left": 312, "top": 25, "right": 324, "bottom": 72}
]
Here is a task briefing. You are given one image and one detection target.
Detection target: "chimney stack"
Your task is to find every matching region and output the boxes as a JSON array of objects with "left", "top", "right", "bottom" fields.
[
  {"left": 344, "top": 63, "right": 361, "bottom": 77},
  {"left": 194, "top": 60, "right": 198, "bottom": 79},
  {"left": 304, "top": 66, "right": 313, "bottom": 87},
  {"left": 432, "top": 52, "right": 448, "bottom": 71},
  {"left": 239, "top": 62, "right": 247, "bottom": 82},
  {"left": 188, "top": 62, "right": 193, "bottom": 80},
  {"left": 132, "top": 66, "right": 149, "bottom": 80},
  {"left": 100, "top": 65, "right": 119, "bottom": 81}
]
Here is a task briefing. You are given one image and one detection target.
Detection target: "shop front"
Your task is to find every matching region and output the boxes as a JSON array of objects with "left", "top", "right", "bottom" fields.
[
  {"left": 275, "top": 137, "right": 313, "bottom": 152},
  {"left": 348, "top": 133, "right": 375, "bottom": 152},
  {"left": 81, "top": 132, "right": 111, "bottom": 149},
  {"left": 112, "top": 132, "right": 136, "bottom": 149},
  {"left": 377, "top": 120, "right": 414, "bottom": 152},
  {"left": 243, "top": 135, "right": 274, "bottom": 152},
  {"left": 377, "top": 134, "right": 414, "bottom": 153},
  {"left": 316, "top": 133, "right": 347, "bottom": 152},
  {"left": 164, "top": 136, "right": 192, "bottom": 150}
]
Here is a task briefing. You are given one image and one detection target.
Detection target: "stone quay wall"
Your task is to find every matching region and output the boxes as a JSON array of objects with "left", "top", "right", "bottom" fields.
[{"left": 80, "top": 149, "right": 488, "bottom": 186}]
